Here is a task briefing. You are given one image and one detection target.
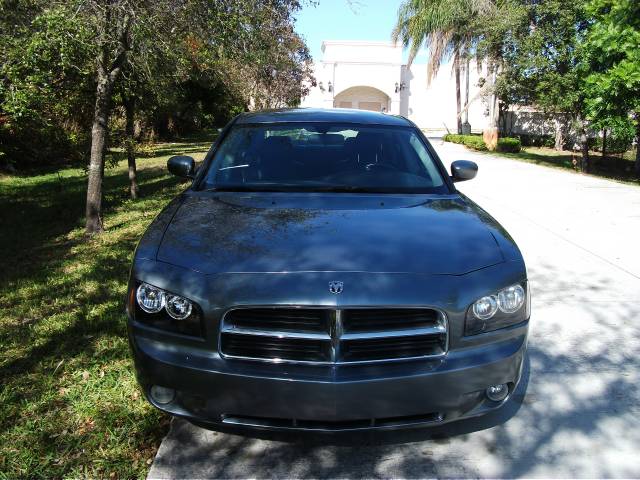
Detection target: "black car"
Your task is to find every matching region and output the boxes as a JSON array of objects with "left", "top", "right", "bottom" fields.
[{"left": 127, "top": 108, "right": 529, "bottom": 432}]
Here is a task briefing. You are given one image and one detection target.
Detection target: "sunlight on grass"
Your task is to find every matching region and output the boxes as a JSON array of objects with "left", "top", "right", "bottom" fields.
[
  {"left": 486, "top": 146, "right": 639, "bottom": 186},
  {"left": 0, "top": 135, "right": 212, "bottom": 478}
]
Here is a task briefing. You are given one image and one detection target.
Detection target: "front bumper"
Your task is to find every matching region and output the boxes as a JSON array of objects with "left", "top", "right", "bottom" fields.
[{"left": 129, "top": 322, "right": 528, "bottom": 432}]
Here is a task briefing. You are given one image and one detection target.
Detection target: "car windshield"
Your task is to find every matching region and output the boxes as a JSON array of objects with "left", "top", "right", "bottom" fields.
[{"left": 199, "top": 122, "right": 448, "bottom": 193}]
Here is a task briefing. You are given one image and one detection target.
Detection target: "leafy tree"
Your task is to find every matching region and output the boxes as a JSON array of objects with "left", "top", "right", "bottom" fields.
[
  {"left": 497, "top": 0, "right": 590, "bottom": 155},
  {"left": 82, "top": 1, "right": 136, "bottom": 234},
  {"left": 393, "top": 0, "right": 521, "bottom": 141},
  {"left": 188, "top": 0, "right": 313, "bottom": 110},
  {"left": 110, "top": 0, "right": 312, "bottom": 199},
  {"left": 393, "top": 0, "right": 481, "bottom": 134},
  {"left": 0, "top": 4, "right": 96, "bottom": 167},
  {"left": 1, "top": 0, "right": 313, "bottom": 232},
  {"left": 472, "top": 0, "right": 525, "bottom": 147},
  {"left": 582, "top": 0, "right": 640, "bottom": 175}
]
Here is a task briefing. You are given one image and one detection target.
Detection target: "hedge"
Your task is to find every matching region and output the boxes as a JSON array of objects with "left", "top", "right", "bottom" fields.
[
  {"left": 496, "top": 137, "right": 522, "bottom": 153},
  {"left": 518, "top": 133, "right": 555, "bottom": 148},
  {"left": 443, "top": 133, "right": 521, "bottom": 153},
  {"left": 442, "top": 133, "right": 487, "bottom": 151},
  {"left": 588, "top": 135, "right": 633, "bottom": 155},
  {"left": 442, "top": 133, "right": 466, "bottom": 144}
]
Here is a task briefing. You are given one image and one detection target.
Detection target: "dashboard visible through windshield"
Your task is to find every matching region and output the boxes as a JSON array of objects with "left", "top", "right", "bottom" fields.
[{"left": 199, "top": 123, "right": 448, "bottom": 193}]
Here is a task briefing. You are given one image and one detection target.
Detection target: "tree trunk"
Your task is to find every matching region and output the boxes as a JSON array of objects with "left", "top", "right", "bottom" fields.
[
  {"left": 454, "top": 54, "right": 462, "bottom": 134},
  {"left": 580, "top": 123, "right": 590, "bottom": 174},
  {"left": 554, "top": 117, "right": 563, "bottom": 151},
  {"left": 601, "top": 128, "right": 607, "bottom": 163},
  {"left": 124, "top": 95, "right": 139, "bottom": 200},
  {"left": 464, "top": 57, "right": 470, "bottom": 125},
  {"left": 483, "top": 66, "right": 500, "bottom": 151},
  {"left": 83, "top": 6, "right": 131, "bottom": 234},
  {"left": 635, "top": 116, "right": 640, "bottom": 177},
  {"left": 85, "top": 72, "right": 111, "bottom": 235}
]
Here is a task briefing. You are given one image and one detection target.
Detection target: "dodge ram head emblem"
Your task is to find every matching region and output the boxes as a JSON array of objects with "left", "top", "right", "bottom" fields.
[{"left": 329, "top": 281, "right": 344, "bottom": 294}]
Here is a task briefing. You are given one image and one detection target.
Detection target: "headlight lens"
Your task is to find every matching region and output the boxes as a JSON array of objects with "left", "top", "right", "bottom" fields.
[
  {"left": 132, "top": 282, "right": 202, "bottom": 337},
  {"left": 497, "top": 284, "right": 525, "bottom": 313},
  {"left": 472, "top": 296, "right": 498, "bottom": 320},
  {"left": 466, "top": 282, "right": 528, "bottom": 335},
  {"left": 136, "top": 283, "right": 166, "bottom": 313},
  {"left": 166, "top": 294, "right": 193, "bottom": 320}
]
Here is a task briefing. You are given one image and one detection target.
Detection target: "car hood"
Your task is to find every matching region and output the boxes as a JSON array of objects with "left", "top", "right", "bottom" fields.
[{"left": 155, "top": 192, "right": 505, "bottom": 275}]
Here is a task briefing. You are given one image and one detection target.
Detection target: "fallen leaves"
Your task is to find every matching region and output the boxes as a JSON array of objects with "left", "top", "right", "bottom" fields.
[{"left": 77, "top": 417, "right": 96, "bottom": 435}]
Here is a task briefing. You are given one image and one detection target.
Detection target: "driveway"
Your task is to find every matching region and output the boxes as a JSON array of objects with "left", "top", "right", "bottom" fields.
[{"left": 148, "top": 140, "right": 640, "bottom": 479}]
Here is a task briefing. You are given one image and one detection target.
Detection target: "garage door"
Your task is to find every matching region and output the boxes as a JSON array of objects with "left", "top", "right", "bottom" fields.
[{"left": 358, "top": 101, "right": 382, "bottom": 112}]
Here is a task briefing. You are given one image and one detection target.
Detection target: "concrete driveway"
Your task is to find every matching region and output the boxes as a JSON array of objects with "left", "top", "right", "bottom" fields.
[{"left": 148, "top": 140, "right": 640, "bottom": 479}]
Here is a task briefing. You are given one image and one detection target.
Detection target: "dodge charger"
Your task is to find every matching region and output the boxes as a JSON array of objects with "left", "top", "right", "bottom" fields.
[{"left": 127, "top": 108, "right": 529, "bottom": 432}]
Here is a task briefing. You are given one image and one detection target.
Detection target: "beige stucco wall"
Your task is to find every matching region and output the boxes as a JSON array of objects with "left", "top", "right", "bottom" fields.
[
  {"left": 401, "top": 63, "right": 488, "bottom": 133},
  {"left": 301, "top": 41, "right": 402, "bottom": 114},
  {"left": 300, "top": 40, "right": 490, "bottom": 133}
]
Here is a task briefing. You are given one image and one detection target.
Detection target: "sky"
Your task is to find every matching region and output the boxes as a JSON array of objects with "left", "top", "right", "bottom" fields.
[{"left": 295, "top": 0, "right": 428, "bottom": 63}]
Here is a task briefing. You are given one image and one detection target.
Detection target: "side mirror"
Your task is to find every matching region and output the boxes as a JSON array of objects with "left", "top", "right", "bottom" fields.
[
  {"left": 168, "top": 155, "right": 195, "bottom": 178},
  {"left": 450, "top": 160, "right": 478, "bottom": 182}
]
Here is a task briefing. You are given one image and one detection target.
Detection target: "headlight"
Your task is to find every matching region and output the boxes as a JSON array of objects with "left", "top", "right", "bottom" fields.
[
  {"left": 132, "top": 282, "right": 201, "bottom": 336},
  {"left": 497, "top": 285, "right": 525, "bottom": 313},
  {"left": 472, "top": 296, "right": 498, "bottom": 320},
  {"left": 465, "top": 282, "right": 528, "bottom": 335},
  {"left": 166, "top": 294, "right": 193, "bottom": 320},
  {"left": 136, "top": 283, "right": 166, "bottom": 313}
]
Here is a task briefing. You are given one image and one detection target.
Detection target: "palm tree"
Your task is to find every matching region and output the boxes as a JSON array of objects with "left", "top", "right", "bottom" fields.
[{"left": 392, "top": 0, "right": 494, "bottom": 134}]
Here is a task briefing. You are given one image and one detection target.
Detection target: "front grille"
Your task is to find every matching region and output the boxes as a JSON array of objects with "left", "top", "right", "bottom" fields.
[
  {"left": 220, "top": 333, "right": 329, "bottom": 363},
  {"left": 220, "top": 307, "right": 447, "bottom": 364},
  {"left": 224, "top": 308, "right": 328, "bottom": 333},
  {"left": 341, "top": 334, "right": 445, "bottom": 362},
  {"left": 343, "top": 308, "right": 441, "bottom": 332}
]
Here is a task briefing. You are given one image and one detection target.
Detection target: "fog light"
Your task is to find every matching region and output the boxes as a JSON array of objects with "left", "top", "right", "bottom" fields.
[
  {"left": 150, "top": 385, "right": 175, "bottom": 404},
  {"left": 485, "top": 383, "right": 509, "bottom": 402}
]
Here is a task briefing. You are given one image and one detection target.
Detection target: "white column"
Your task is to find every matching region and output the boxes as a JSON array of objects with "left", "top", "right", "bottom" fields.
[
  {"left": 321, "top": 62, "right": 337, "bottom": 109},
  {"left": 390, "top": 98, "right": 400, "bottom": 115}
]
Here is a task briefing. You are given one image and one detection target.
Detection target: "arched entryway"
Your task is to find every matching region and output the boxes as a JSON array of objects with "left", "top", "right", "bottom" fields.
[{"left": 333, "top": 86, "right": 390, "bottom": 112}]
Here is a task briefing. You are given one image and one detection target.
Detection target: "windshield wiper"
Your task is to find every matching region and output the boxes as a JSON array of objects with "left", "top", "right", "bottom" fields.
[
  {"left": 305, "top": 185, "right": 393, "bottom": 193},
  {"left": 203, "top": 185, "right": 271, "bottom": 192},
  {"left": 202, "top": 183, "right": 404, "bottom": 193},
  {"left": 203, "top": 183, "right": 322, "bottom": 193}
]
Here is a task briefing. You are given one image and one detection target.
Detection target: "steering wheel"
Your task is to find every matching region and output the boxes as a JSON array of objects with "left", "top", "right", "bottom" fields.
[{"left": 365, "top": 162, "right": 401, "bottom": 172}]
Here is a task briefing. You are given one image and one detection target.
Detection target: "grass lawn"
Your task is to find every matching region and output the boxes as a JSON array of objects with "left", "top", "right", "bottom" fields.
[
  {"left": 0, "top": 134, "right": 213, "bottom": 478},
  {"left": 480, "top": 145, "right": 640, "bottom": 185}
]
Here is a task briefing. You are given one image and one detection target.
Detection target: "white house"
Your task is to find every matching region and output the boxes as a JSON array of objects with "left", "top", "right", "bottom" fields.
[{"left": 300, "top": 40, "right": 490, "bottom": 134}]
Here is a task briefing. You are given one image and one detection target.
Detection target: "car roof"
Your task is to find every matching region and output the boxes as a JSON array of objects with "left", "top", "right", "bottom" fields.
[{"left": 234, "top": 108, "right": 413, "bottom": 127}]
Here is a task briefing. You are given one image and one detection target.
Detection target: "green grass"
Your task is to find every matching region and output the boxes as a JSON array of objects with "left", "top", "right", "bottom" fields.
[
  {"left": 0, "top": 134, "right": 213, "bottom": 478},
  {"left": 490, "top": 146, "right": 639, "bottom": 185},
  {"left": 444, "top": 139, "right": 639, "bottom": 186}
]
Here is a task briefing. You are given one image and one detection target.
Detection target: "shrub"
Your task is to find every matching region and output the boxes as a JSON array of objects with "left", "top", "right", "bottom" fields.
[
  {"left": 463, "top": 136, "right": 488, "bottom": 151},
  {"left": 518, "top": 133, "right": 555, "bottom": 148},
  {"left": 589, "top": 135, "right": 632, "bottom": 155},
  {"left": 443, "top": 133, "right": 464, "bottom": 144},
  {"left": 497, "top": 137, "right": 522, "bottom": 153},
  {"left": 444, "top": 133, "right": 522, "bottom": 153},
  {"left": 443, "top": 133, "right": 487, "bottom": 150}
]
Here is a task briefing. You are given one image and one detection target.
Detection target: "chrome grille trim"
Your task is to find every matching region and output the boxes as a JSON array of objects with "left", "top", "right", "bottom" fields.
[
  {"left": 340, "top": 325, "right": 446, "bottom": 340},
  {"left": 219, "top": 306, "right": 448, "bottom": 365},
  {"left": 221, "top": 327, "right": 331, "bottom": 340}
]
